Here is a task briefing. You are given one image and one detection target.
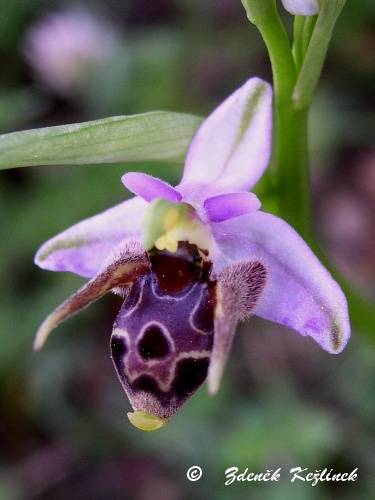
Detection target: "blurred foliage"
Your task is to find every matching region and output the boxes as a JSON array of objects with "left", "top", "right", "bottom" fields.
[{"left": 0, "top": 1, "right": 374, "bottom": 499}]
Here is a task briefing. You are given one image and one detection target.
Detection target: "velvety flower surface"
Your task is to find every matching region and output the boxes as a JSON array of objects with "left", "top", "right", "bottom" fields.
[
  {"left": 281, "top": 0, "right": 319, "bottom": 16},
  {"left": 35, "top": 77, "right": 350, "bottom": 430}
]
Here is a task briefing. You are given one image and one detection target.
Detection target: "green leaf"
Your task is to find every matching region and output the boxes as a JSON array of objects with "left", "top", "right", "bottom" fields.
[
  {"left": 293, "top": 0, "right": 347, "bottom": 110},
  {"left": 0, "top": 111, "right": 203, "bottom": 170}
]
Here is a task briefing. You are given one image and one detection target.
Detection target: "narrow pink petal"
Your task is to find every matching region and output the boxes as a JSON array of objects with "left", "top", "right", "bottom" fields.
[
  {"left": 34, "top": 240, "right": 148, "bottom": 351},
  {"left": 281, "top": 0, "right": 319, "bottom": 16},
  {"left": 179, "top": 78, "right": 272, "bottom": 193},
  {"left": 208, "top": 260, "right": 267, "bottom": 394},
  {"left": 35, "top": 196, "right": 147, "bottom": 278},
  {"left": 122, "top": 172, "right": 182, "bottom": 203},
  {"left": 204, "top": 192, "right": 261, "bottom": 222},
  {"left": 211, "top": 211, "right": 350, "bottom": 354}
]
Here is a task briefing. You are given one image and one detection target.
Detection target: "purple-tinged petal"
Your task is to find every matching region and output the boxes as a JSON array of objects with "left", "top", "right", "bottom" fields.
[
  {"left": 35, "top": 196, "right": 147, "bottom": 278},
  {"left": 204, "top": 192, "right": 261, "bottom": 222},
  {"left": 122, "top": 172, "right": 182, "bottom": 203},
  {"left": 179, "top": 78, "right": 272, "bottom": 193},
  {"left": 211, "top": 211, "right": 350, "bottom": 354},
  {"left": 281, "top": 0, "right": 319, "bottom": 16},
  {"left": 208, "top": 261, "right": 267, "bottom": 394},
  {"left": 34, "top": 240, "right": 148, "bottom": 350}
]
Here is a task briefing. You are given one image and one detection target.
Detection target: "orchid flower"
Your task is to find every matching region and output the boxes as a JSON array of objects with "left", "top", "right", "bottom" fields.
[
  {"left": 281, "top": 0, "right": 319, "bottom": 16},
  {"left": 34, "top": 77, "right": 350, "bottom": 431}
]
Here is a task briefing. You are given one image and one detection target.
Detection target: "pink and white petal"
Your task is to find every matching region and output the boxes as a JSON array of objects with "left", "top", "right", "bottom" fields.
[
  {"left": 122, "top": 172, "right": 182, "bottom": 203},
  {"left": 281, "top": 0, "right": 319, "bottom": 16},
  {"left": 179, "top": 78, "right": 272, "bottom": 193},
  {"left": 211, "top": 211, "right": 350, "bottom": 354},
  {"left": 204, "top": 192, "right": 261, "bottom": 222},
  {"left": 35, "top": 196, "right": 148, "bottom": 278}
]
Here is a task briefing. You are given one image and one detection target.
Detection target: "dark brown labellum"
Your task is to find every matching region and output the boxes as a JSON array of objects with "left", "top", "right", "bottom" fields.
[{"left": 110, "top": 242, "right": 216, "bottom": 419}]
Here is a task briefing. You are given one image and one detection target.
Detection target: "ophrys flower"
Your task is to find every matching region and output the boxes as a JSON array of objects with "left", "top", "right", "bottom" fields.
[{"left": 34, "top": 78, "right": 350, "bottom": 430}]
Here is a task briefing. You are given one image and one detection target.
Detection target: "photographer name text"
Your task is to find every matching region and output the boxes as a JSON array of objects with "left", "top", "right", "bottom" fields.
[{"left": 224, "top": 467, "right": 358, "bottom": 486}]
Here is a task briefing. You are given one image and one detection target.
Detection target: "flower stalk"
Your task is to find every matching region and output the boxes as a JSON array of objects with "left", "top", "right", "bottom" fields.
[
  {"left": 242, "top": 0, "right": 311, "bottom": 240},
  {"left": 242, "top": 0, "right": 347, "bottom": 243}
]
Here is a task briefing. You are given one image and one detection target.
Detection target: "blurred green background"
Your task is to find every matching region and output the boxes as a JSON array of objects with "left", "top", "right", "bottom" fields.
[{"left": 0, "top": 1, "right": 374, "bottom": 499}]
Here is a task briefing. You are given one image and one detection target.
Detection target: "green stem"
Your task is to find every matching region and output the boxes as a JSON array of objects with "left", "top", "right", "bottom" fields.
[
  {"left": 275, "top": 104, "right": 312, "bottom": 241},
  {"left": 241, "top": 1, "right": 296, "bottom": 99},
  {"left": 243, "top": 0, "right": 311, "bottom": 239},
  {"left": 242, "top": 0, "right": 375, "bottom": 339}
]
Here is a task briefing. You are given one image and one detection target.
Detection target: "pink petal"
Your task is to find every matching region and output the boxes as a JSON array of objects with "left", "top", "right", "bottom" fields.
[
  {"left": 281, "top": 0, "right": 319, "bottom": 16},
  {"left": 208, "top": 260, "right": 268, "bottom": 394},
  {"left": 122, "top": 172, "right": 182, "bottom": 203},
  {"left": 35, "top": 196, "right": 147, "bottom": 278},
  {"left": 204, "top": 192, "right": 261, "bottom": 222},
  {"left": 34, "top": 240, "right": 148, "bottom": 350},
  {"left": 179, "top": 78, "right": 272, "bottom": 193},
  {"left": 211, "top": 211, "right": 350, "bottom": 354}
]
